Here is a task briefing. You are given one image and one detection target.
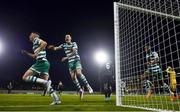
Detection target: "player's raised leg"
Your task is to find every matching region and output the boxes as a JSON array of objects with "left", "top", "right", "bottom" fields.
[
  {"left": 76, "top": 68, "right": 93, "bottom": 93},
  {"left": 71, "top": 71, "right": 81, "bottom": 90},
  {"left": 22, "top": 32, "right": 60, "bottom": 105},
  {"left": 157, "top": 71, "right": 172, "bottom": 95},
  {"left": 41, "top": 74, "right": 61, "bottom": 105},
  {"left": 48, "top": 34, "right": 93, "bottom": 98},
  {"left": 70, "top": 71, "right": 84, "bottom": 99},
  {"left": 22, "top": 69, "right": 48, "bottom": 85}
]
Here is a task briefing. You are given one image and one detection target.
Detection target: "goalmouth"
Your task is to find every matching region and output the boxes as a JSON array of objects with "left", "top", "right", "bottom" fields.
[{"left": 114, "top": 1, "right": 180, "bottom": 111}]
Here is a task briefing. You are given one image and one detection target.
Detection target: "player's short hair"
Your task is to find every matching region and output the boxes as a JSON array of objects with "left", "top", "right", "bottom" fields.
[
  {"left": 65, "top": 34, "right": 71, "bottom": 37},
  {"left": 31, "top": 31, "right": 40, "bottom": 36}
]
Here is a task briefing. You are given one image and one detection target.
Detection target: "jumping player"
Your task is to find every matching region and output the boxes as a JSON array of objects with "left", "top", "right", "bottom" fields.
[
  {"left": 144, "top": 45, "right": 172, "bottom": 95},
  {"left": 48, "top": 34, "right": 93, "bottom": 99},
  {"left": 21, "top": 32, "right": 61, "bottom": 105}
]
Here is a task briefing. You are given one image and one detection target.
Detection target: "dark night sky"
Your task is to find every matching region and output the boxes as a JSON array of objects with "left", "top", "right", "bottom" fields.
[{"left": 0, "top": 0, "right": 118, "bottom": 90}]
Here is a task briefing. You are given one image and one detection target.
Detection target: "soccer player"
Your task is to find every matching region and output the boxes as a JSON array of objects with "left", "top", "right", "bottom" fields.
[
  {"left": 166, "top": 66, "right": 177, "bottom": 101},
  {"left": 103, "top": 83, "right": 112, "bottom": 101},
  {"left": 48, "top": 34, "right": 93, "bottom": 99},
  {"left": 141, "top": 73, "right": 153, "bottom": 98},
  {"left": 7, "top": 82, "right": 13, "bottom": 94},
  {"left": 144, "top": 45, "right": 172, "bottom": 95},
  {"left": 21, "top": 32, "right": 61, "bottom": 105},
  {"left": 57, "top": 81, "right": 63, "bottom": 95},
  {"left": 121, "top": 80, "right": 127, "bottom": 96}
]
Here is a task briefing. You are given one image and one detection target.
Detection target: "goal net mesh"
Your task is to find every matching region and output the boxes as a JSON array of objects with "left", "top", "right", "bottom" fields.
[{"left": 114, "top": 0, "right": 180, "bottom": 111}]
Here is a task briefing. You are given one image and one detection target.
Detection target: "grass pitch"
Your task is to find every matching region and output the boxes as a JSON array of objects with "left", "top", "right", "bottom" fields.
[
  {"left": 0, "top": 94, "right": 179, "bottom": 111},
  {"left": 0, "top": 94, "right": 147, "bottom": 111},
  {"left": 122, "top": 95, "right": 180, "bottom": 111}
]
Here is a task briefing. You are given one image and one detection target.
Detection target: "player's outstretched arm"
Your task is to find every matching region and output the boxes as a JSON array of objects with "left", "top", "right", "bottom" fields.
[
  {"left": 48, "top": 45, "right": 62, "bottom": 51},
  {"left": 21, "top": 50, "right": 36, "bottom": 59}
]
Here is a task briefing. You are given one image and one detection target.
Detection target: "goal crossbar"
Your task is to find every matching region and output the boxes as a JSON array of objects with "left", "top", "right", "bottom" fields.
[{"left": 117, "top": 2, "right": 180, "bottom": 20}]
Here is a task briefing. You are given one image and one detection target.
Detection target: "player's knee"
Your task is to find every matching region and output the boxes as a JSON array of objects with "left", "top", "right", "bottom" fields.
[
  {"left": 76, "top": 72, "right": 81, "bottom": 76},
  {"left": 76, "top": 70, "right": 82, "bottom": 76},
  {"left": 22, "top": 75, "right": 27, "bottom": 81},
  {"left": 71, "top": 75, "right": 76, "bottom": 80},
  {"left": 22, "top": 70, "right": 34, "bottom": 81},
  {"left": 71, "top": 77, "right": 76, "bottom": 81},
  {"left": 22, "top": 73, "right": 30, "bottom": 81}
]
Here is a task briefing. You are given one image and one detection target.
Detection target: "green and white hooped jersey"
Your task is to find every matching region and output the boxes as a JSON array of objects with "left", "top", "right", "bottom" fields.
[
  {"left": 32, "top": 38, "right": 47, "bottom": 60},
  {"left": 146, "top": 51, "right": 161, "bottom": 74},
  {"left": 59, "top": 42, "right": 80, "bottom": 63}
]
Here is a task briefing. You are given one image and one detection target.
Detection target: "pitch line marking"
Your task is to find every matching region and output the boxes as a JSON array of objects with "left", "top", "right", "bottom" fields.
[{"left": 0, "top": 105, "right": 109, "bottom": 108}]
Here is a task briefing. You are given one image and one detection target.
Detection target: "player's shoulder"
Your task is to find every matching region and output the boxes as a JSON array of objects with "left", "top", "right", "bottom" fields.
[
  {"left": 72, "top": 42, "right": 78, "bottom": 46},
  {"left": 152, "top": 51, "right": 158, "bottom": 55},
  {"left": 72, "top": 42, "right": 77, "bottom": 44},
  {"left": 152, "top": 51, "right": 157, "bottom": 53}
]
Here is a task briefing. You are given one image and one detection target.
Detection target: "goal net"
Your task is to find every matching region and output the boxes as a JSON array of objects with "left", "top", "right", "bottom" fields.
[{"left": 114, "top": 0, "right": 180, "bottom": 111}]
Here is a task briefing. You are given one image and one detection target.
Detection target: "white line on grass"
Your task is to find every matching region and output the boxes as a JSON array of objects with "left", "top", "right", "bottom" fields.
[{"left": 0, "top": 105, "right": 109, "bottom": 108}]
